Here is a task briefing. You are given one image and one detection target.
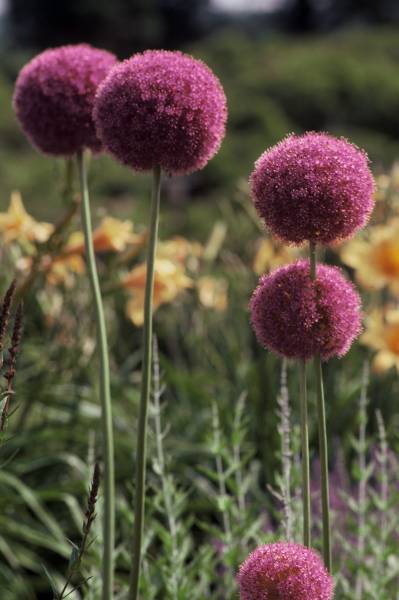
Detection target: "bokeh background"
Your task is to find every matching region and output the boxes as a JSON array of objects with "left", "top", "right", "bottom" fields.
[
  {"left": 1, "top": 1, "right": 399, "bottom": 598},
  {"left": 3, "top": 0, "right": 399, "bottom": 216}
]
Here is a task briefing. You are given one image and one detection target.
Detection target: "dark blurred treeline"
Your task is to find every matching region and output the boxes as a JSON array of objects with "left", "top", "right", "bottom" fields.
[
  {"left": 5, "top": 0, "right": 399, "bottom": 56},
  {"left": 6, "top": 0, "right": 213, "bottom": 55},
  {"left": 2, "top": 1, "right": 399, "bottom": 212}
]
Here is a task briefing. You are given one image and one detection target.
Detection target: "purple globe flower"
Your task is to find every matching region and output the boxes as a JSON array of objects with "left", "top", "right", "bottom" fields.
[
  {"left": 93, "top": 50, "right": 227, "bottom": 175},
  {"left": 250, "top": 132, "right": 374, "bottom": 245},
  {"left": 250, "top": 260, "right": 361, "bottom": 361},
  {"left": 13, "top": 44, "right": 117, "bottom": 156},
  {"left": 238, "top": 542, "right": 334, "bottom": 600}
]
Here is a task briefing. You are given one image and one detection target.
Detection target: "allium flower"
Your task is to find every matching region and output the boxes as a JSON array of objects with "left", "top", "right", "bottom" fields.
[
  {"left": 250, "top": 260, "right": 361, "bottom": 360},
  {"left": 13, "top": 44, "right": 117, "bottom": 156},
  {"left": 238, "top": 542, "right": 334, "bottom": 600},
  {"left": 250, "top": 132, "right": 374, "bottom": 245},
  {"left": 93, "top": 50, "right": 227, "bottom": 174}
]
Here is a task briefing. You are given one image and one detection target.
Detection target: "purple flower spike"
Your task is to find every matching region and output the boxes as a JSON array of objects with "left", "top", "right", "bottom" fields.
[
  {"left": 93, "top": 50, "right": 227, "bottom": 175},
  {"left": 250, "top": 260, "right": 361, "bottom": 361},
  {"left": 250, "top": 132, "right": 374, "bottom": 245},
  {"left": 13, "top": 44, "right": 117, "bottom": 156},
  {"left": 238, "top": 542, "right": 334, "bottom": 599}
]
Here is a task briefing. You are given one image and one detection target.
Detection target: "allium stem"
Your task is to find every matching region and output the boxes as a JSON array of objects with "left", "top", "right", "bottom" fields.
[
  {"left": 299, "top": 360, "right": 311, "bottom": 547},
  {"left": 309, "top": 241, "right": 332, "bottom": 573},
  {"left": 77, "top": 150, "right": 115, "bottom": 600},
  {"left": 128, "top": 165, "right": 162, "bottom": 600}
]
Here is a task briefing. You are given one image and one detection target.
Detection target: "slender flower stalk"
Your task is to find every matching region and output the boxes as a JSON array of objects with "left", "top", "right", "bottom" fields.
[
  {"left": 277, "top": 359, "right": 293, "bottom": 541},
  {"left": 309, "top": 242, "right": 332, "bottom": 572},
  {"left": 128, "top": 165, "right": 162, "bottom": 600},
  {"left": 299, "top": 360, "right": 311, "bottom": 547},
  {"left": 77, "top": 150, "right": 115, "bottom": 600}
]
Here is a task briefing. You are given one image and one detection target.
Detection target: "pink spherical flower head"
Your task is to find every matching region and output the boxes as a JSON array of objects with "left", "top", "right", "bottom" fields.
[
  {"left": 250, "top": 260, "right": 361, "bottom": 361},
  {"left": 93, "top": 50, "right": 227, "bottom": 175},
  {"left": 250, "top": 132, "right": 374, "bottom": 245},
  {"left": 13, "top": 44, "right": 117, "bottom": 156},
  {"left": 238, "top": 542, "right": 334, "bottom": 600}
]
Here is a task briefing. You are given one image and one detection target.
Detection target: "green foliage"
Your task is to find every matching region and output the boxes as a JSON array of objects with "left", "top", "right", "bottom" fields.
[{"left": 0, "top": 25, "right": 399, "bottom": 599}]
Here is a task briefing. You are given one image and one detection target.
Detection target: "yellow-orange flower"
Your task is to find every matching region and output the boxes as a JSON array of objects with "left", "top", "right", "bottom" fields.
[
  {"left": 157, "top": 236, "right": 203, "bottom": 264},
  {"left": 64, "top": 216, "right": 140, "bottom": 254},
  {"left": 0, "top": 191, "right": 53, "bottom": 244},
  {"left": 253, "top": 238, "right": 300, "bottom": 275},
  {"left": 361, "top": 308, "right": 399, "bottom": 373},
  {"left": 197, "top": 276, "right": 228, "bottom": 311},
  {"left": 16, "top": 251, "right": 85, "bottom": 286},
  {"left": 122, "top": 259, "right": 192, "bottom": 326},
  {"left": 42, "top": 254, "right": 85, "bottom": 286},
  {"left": 340, "top": 219, "right": 399, "bottom": 295}
]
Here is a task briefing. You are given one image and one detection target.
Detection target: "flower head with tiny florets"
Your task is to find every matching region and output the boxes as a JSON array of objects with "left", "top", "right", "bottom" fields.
[
  {"left": 238, "top": 542, "right": 334, "bottom": 600},
  {"left": 250, "top": 260, "right": 361, "bottom": 361},
  {"left": 250, "top": 132, "right": 374, "bottom": 245},
  {"left": 93, "top": 50, "right": 227, "bottom": 175},
  {"left": 13, "top": 44, "right": 117, "bottom": 156}
]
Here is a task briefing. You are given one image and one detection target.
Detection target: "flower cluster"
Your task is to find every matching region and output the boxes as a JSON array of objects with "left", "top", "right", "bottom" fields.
[
  {"left": 238, "top": 542, "right": 334, "bottom": 599},
  {"left": 94, "top": 50, "right": 227, "bottom": 174},
  {"left": 250, "top": 260, "right": 361, "bottom": 361},
  {"left": 249, "top": 131, "right": 373, "bottom": 361},
  {"left": 13, "top": 44, "right": 117, "bottom": 156},
  {"left": 250, "top": 132, "right": 374, "bottom": 246}
]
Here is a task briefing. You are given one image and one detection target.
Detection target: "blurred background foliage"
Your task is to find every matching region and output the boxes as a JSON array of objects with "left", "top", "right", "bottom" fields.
[{"left": 1, "top": 0, "right": 399, "bottom": 598}]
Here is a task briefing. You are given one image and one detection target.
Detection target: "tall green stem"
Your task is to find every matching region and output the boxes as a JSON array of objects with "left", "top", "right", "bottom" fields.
[
  {"left": 77, "top": 150, "right": 115, "bottom": 600},
  {"left": 309, "top": 242, "right": 332, "bottom": 572},
  {"left": 299, "top": 360, "right": 311, "bottom": 547},
  {"left": 128, "top": 165, "right": 162, "bottom": 600}
]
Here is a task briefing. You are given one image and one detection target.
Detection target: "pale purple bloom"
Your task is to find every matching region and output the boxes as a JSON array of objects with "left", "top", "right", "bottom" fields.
[
  {"left": 93, "top": 50, "right": 227, "bottom": 175},
  {"left": 250, "top": 132, "right": 374, "bottom": 245},
  {"left": 13, "top": 44, "right": 117, "bottom": 156},
  {"left": 250, "top": 260, "right": 361, "bottom": 361},
  {"left": 238, "top": 542, "right": 334, "bottom": 599}
]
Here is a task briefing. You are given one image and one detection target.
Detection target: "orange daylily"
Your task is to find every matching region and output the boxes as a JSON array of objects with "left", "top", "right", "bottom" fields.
[
  {"left": 122, "top": 259, "right": 193, "bottom": 326},
  {"left": 361, "top": 308, "right": 399, "bottom": 373},
  {"left": 197, "top": 276, "right": 228, "bottom": 312},
  {"left": 157, "top": 236, "right": 203, "bottom": 266},
  {"left": 340, "top": 219, "right": 399, "bottom": 295},
  {"left": 64, "top": 216, "right": 141, "bottom": 255},
  {"left": 0, "top": 191, "right": 54, "bottom": 244},
  {"left": 253, "top": 238, "right": 299, "bottom": 275}
]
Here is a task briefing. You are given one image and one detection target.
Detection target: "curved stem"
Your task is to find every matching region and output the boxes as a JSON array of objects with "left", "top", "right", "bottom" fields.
[
  {"left": 128, "top": 165, "right": 162, "bottom": 600},
  {"left": 309, "top": 242, "right": 332, "bottom": 572},
  {"left": 299, "top": 360, "right": 311, "bottom": 547},
  {"left": 77, "top": 150, "right": 115, "bottom": 600}
]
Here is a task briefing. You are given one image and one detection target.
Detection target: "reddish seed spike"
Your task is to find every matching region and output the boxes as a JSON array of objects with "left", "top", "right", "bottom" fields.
[
  {"left": 5, "top": 302, "right": 23, "bottom": 385},
  {"left": 0, "top": 279, "right": 17, "bottom": 357},
  {"left": 94, "top": 50, "right": 227, "bottom": 175}
]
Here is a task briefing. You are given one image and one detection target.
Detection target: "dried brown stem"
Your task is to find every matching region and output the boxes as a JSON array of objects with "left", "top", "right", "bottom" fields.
[{"left": 1, "top": 302, "right": 23, "bottom": 432}]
